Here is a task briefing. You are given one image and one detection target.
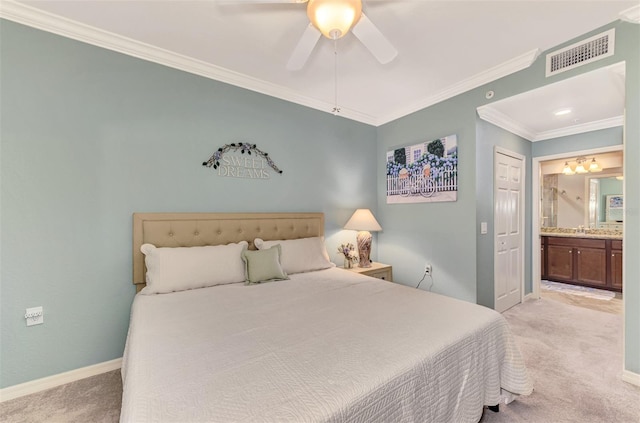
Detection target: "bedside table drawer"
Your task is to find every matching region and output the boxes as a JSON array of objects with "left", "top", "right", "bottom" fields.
[
  {"left": 345, "top": 262, "right": 393, "bottom": 282},
  {"left": 367, "top": 269, "right": 392, "bottom": 281}
]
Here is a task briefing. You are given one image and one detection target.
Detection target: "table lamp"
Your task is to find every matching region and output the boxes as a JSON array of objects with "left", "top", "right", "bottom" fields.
[{"left": 344, "top": 209, "right": 382, "bottom": 268}]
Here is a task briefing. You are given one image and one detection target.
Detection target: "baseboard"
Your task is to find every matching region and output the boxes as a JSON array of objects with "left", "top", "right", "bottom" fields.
[
  {"left": 0, "top": 358, "right": 122, "bottom": 402},
  {"left": 622, "top": 369, "right": 640, "bottom": 387}
]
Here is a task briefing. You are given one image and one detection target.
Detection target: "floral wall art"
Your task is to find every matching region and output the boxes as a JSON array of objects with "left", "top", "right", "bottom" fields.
[{"left": 386, "top": 135, "right": 458, "bottom": 204}]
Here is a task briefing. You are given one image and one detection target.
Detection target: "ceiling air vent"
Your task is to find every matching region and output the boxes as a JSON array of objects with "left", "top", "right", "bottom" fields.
[{"left": 546, "top": 29, "right": 615, "bottom": 77}]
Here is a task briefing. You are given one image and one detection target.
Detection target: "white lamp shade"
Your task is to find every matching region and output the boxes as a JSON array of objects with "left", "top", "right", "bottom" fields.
[{"left": 344, "top": 209, "right": 382, "bottom": 231}]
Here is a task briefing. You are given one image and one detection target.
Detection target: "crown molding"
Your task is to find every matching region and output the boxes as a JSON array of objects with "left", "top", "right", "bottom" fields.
[
  {"left": 376, "top": 48, "right": 541, "bottom": 126},
  {"left": 0, "top": 1, "right": 542, "bottom": 127},
  {"left": 477, "top": 102, "right": 624, "bottom": 142},
  {"left": 0, "top": 2, "right": 627, "bottom": 129},
  {"left": 620, "top": 5, "right": 640, "bottom": 23},
  {"left": 0, "top": 1, "right": 378, "bottom": 125},
  {"left": 533, "top": 116, "right": 624, "bottom": 141},
  {"left": 477, "top": 105, "right": 538, "bottom": 141},
  {"left": 0, "top": 0, "right": 540, "bottom": 127}
]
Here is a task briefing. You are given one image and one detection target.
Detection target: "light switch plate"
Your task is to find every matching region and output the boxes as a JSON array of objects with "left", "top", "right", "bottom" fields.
[{"left": 481, "top": 222, "right": 488, "bottom": 234}]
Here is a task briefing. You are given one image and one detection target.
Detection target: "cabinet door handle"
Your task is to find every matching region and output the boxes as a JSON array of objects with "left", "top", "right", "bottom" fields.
[
  {"left": 577, "top": 250, "right": 581, "bottom": 255},
  {"left": 569, "top": 249, "right": 572, "bottom": 254},
  {"left": 612, "top": 253, "right": 615, "bottom": 257}
]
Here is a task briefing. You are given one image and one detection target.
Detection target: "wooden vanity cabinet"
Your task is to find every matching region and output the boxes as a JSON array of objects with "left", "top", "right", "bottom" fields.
[
  {"left": 541, "top": 244, "right": 546, "bottom": 280},
  {"left": 541, "top": 236, "right": 621, "bottom": 292},
  {"left": 546, "top": 242, "right": 574, "bottom": 281},
  {"left": 611, "top": 240, "right": 623, "bottom": 290},
  {"left": 575, "top": 244, "right": 606, "bottom": 287}
]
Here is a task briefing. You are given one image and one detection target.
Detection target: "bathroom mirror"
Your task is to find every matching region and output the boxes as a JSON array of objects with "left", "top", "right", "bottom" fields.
[
  {"left": 587, "top": 174, "right": 623, "bottom": 229},
  {"left": 540, "top": 158, "right": 623, "bottom": 230}
]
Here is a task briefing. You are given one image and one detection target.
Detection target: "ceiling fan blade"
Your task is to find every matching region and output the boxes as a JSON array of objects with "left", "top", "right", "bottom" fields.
[
  {"left": 351, "top": 13, "right": 398, "bottom": 64},
  {"left": 286, "top": 24, "right": 321, "bottom": 71}
]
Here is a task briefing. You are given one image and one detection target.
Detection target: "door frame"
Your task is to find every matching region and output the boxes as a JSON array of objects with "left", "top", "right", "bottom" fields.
[
  {"left": 494, "top": 147, "right": 526, "bottom": 310},
  {"left": 532, "top": 144, "right": 623, "bottom": 300}
]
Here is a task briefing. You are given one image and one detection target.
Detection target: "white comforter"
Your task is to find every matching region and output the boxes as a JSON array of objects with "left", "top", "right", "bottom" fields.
[{"left": 121, "top": 268, "right": 532, "bottom": 423}]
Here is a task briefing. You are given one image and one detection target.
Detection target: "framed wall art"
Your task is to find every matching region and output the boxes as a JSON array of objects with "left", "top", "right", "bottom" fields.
[
  {"left": 386, "top": 135, "right": 458, "bottom": 204},
  {"left": 605, "top": 194, "right": 623, "bottom": 222}
]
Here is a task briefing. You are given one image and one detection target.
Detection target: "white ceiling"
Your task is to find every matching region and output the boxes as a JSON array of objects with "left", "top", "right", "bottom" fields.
[
  {"left": 2, "top": 0, "right": 638, "bottom": 128},
  {"left": 478, "top": 62, "right": 626, "bottom": 141}
]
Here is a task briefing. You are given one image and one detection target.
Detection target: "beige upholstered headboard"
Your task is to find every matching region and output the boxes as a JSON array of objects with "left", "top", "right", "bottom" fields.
[{"left": 132, "top": 212, "right": 325, "bottom": 292}]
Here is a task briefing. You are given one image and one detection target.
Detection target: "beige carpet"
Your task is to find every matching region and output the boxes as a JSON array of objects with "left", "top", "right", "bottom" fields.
[
  {"left": 0, "top": 369, "right": 121, "bottom": 423},
  {"left": 480, "top": 297, "right": 638, "bottom": 422},
  {"left": 2, "top": 298, "right": 638, "bottom": 423}
]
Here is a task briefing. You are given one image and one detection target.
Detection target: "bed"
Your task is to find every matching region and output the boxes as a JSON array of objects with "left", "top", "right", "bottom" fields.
[{"left": 121, "top": 212, "right": 532, "bottom": 422}]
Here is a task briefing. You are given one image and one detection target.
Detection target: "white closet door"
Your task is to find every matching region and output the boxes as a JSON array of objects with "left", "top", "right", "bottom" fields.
[{"left": 495, "top": 150, "right": 524, "bottom": 313}]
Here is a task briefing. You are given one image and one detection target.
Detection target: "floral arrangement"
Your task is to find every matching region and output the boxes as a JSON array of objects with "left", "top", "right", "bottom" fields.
[{"left": 337, "top": 243, "right": 359, "bottom": 267}]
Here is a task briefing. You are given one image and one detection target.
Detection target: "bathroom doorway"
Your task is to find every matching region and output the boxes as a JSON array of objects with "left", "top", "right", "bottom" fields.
[{"left": 533, "top": 146, "right": 624, "bottom": 305}]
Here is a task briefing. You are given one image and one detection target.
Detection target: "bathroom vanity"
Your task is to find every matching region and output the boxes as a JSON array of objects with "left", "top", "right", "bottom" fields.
[{"left": 541, "top": 230, "right": 622, "bottom": 292}]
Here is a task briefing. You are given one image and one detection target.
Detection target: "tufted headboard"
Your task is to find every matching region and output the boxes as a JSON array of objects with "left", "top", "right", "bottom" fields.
[{"left": 132, "top": 212, "right": 325, "bottom": 292}]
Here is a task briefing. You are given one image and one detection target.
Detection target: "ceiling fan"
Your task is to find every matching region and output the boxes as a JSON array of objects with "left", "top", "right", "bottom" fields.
[{"left": 224, "top": 0, "right": 398, "bottom": 70}]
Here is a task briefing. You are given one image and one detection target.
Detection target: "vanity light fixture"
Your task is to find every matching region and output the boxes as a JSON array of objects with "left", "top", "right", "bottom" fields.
[
  {"left": 575, "top": 158, "right": 588, "bottom": 174},
  {"left": 562, "top": 162, "right": 575, "bottom": 175},
  {"left": 588, "top": 158, "right": 602, "bottom": 172},
  {"left": 561, "top": 157, "right": 603, "bottom": 175}
]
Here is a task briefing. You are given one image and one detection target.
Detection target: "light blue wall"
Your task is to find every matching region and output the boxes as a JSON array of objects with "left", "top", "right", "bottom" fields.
[
  {"left": 0, "top": 20, "right": 377, "bottom": 388},
  {"left": 2, "top": 17, "right": 639, "bottom": 388},
  {"left": 476, "top": 120, "right": 532, "bottom": 307},
  {"left": 620, "top": 21, "right": 640, "bottom": 375},
  {"left": 376, "top": 20, "right": 639, "bottom": 374},
  {"left": 532, "top": 126, "right": 623, "bottom": 157},
  {"left": 376, "top": 104, "right": 478, "bottom": 302}
]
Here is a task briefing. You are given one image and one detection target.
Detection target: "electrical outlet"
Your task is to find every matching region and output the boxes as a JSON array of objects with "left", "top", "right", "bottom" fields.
[
  {"left": 424, "top": 264, "right": 432, "bottom": 275},
  {"left": 25, "top": 306, "right": 43, "bottom": 326}
]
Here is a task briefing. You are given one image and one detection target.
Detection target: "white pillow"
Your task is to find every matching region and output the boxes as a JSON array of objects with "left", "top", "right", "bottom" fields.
[
  {"left": 140, "top": 241, "right": 248, "bottom": 294},
  {"left": 254, "top": 236, "right": 334, "bottom": 275}
]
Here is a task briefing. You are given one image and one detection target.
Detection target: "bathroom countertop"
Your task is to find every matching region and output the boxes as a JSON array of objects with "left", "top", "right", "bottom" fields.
[{"left": 540, "top": 228, "right": 622, "bottom": 240}]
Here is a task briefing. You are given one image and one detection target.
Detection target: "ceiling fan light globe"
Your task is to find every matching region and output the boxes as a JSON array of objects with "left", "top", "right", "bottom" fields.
[{"left": 307, "top": 0, "right": 362, "bottom": 40}]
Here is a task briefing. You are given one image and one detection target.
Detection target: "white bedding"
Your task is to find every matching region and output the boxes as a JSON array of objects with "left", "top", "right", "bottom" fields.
[{"left": 121, "top": 268, "right": 532, "bottom": 422}]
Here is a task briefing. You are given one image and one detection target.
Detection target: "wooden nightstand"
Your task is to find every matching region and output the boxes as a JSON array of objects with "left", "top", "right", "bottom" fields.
[{"left": 345, "top": 262, "right": 393, "bottom": 282}]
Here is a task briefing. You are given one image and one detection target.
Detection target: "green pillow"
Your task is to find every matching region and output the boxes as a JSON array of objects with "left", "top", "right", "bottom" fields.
[{"left": 242, "top": 245, "right": 288, "bottom": 285}]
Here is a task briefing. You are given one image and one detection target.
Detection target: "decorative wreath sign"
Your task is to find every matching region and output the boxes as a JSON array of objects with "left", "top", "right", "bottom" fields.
[{"left": 202, "top": 142, "right": 283, "bottom": 179}]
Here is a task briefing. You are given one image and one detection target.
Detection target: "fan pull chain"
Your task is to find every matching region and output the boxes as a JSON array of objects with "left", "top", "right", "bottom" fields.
[{"left": 332, "top": 39, "right": 341, "bottom": 115}]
